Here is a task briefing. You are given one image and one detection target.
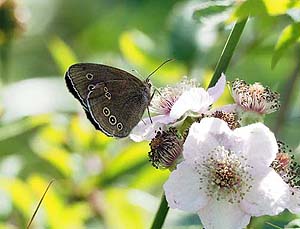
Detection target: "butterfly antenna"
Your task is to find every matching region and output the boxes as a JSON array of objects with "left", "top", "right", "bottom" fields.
[
  {"left": 146, "top": 59, "right": 174, "bottom": 81},
  {"left": 26, "top": 180, "right": 55, "bottom": 229}
]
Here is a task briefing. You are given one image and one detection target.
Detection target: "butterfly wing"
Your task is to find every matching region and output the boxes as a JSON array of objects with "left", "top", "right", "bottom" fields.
[
  {"left": 65, "top": 63, "right": 143, "bottom": 108},
  {"left": 86, "top": 80, "right": 151, "bottom": 137},
  {"left": 65, "top": 63, "right": 151, "bottom": 137}
]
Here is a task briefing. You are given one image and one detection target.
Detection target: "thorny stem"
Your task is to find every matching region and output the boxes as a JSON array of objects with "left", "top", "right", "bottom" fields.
[{"left": 150, "top": 17, "right": 248, "bottom": 229}]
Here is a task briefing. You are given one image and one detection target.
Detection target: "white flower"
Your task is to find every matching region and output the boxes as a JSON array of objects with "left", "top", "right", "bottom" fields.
[
  {"left": 149, "top": 77, "right": 198, "bottom": 115},
  {"left": 231, "top": 79, "right": 280, "bottom": 114},
  {"left": 164, "top": 117, "right": 289, "bottom": 229},
  {"left": 288, "top": 188, "right": 300, "bottom": 214},
  {"left": 271, "top": 141, "right": 300, "bottom": 214},
  {"left": 130, "top": 74, "right": 226, "bottom": 142}
]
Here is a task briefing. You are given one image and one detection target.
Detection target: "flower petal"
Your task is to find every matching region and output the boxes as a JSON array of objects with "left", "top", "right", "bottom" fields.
[
  {"left": 233, "top": 122, "right": 278, "bottom": 173},
  {"left": 164, "top": 161, "right": 209, "bottom": 212},
  {"left": 287, "top": 189, "right": 300, "bottom": 214},
  {"left": 129, "top": 115, "right": 173, "bottom": 142},
  {"left": 241, "top": 168, "right": 289, "bottom": 216},
  {"left": 183, "top": 118, "right": 233, "bottom": 162},
  {"left": 207, "top": 73, "right": 226, "bottom": 102},
  {"left": 210, "top": 104, "right": 238, "bottom": 113},
  {"left": 170, "top": 88, "right": 212, "bottom": 120},
  {"left": 198, "top": 199, "right": 251, "bottom": 229}
]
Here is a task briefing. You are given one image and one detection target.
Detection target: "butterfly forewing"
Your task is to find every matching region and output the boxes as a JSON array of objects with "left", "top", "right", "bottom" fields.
[
  {"left": 65, "top": 63, "right": 145, "bottom": 106},
  {"left": 87, "top": 80, "right": 150, "bottom": 137},
  {"left": 65, "top": 63, "right": 151, "bottom": 138}
]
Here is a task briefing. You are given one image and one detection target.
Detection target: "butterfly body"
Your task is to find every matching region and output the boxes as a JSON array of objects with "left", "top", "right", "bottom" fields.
[{"left": 65, "top": 63, "right": 151, "bottom": 138}]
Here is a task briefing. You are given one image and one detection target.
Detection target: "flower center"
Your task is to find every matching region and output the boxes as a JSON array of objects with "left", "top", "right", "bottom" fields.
[
  {"left": 232, "top": 79, "right": 280, "bottom": 114},
  {"left": 271, "top": 141, "right": 300, "bottom": 194},
  {"left": 150, "top": 87, "right": 179, "bottom": 115},
  {"left": 150, "top": 77, "right": 198, "bottom": 115},
  {"left": 195, "top": 146, "right": 253, "bottom": 203}
]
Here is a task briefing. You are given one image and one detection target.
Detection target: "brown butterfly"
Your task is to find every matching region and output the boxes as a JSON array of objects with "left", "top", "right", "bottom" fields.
[{"left": 65, "top": 60, "right": 172, "bottom": 137}]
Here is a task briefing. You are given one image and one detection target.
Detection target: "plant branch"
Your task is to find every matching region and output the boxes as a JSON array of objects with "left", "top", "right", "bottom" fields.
[
  {"left": 208, "top": 18, "right": 248, "bottom": 88},
  {"left": 150, "top": 193, "right": 169, "bottom": 229},
  {"left": 0, "top": 42, "right": 12, "bottom": 85}
]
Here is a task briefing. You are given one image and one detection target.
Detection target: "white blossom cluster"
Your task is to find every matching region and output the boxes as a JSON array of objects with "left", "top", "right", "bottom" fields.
[{"left": 130, "top": 74, "right": 299, "bottom": 229}]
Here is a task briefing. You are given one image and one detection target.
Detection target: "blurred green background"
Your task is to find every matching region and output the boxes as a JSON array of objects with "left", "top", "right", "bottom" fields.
[{"left": 0, "top": 0, "right": 300, "bottom": 228}]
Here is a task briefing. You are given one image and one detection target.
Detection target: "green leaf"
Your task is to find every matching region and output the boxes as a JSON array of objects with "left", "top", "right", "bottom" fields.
[
  {"left": 104, "top": 188, "right": 150, "bottom": 229},
  {"left": 231, "top": 0, "right": 300, "bottom": 21},
  {"left": 263, "top": 0, "right": 300, "bottom": 15},
  {"left": 130, "top": 166, "right": 169, "bottom": 190},
  {"left": 285, "top": 219, "right": 300, "bottom": 228},
  {"left": 99, "top": 142, "right": 149, "bottom": 186},
  {"left": 0, "top": 116, "right": 48, "bottom": 142},
  {"left": 48, "top": 37, "right": 77, "bottom": 75},
  {"left": 208, "top": 18, "right": 248, "bottom": 88},
  {"left": 37, "top": 147, "right": 73, "bottom": 177},
  {"left": 119, "top": 30, "right": 186, "bottom": 85},
  {"left": 193, "top": 1, "right": 233, "bottom": 22},
  {"left": 0, "top": 178, "right": 34, "bottom": 219},
  {"left": 272, "top": 22, "right": 300, "bottom": 69},
  {"left": 28, "top": 175, "right": 91, "bottom": 228}
]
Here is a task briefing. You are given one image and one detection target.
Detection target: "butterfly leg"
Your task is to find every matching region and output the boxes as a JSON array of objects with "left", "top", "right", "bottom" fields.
[
  {"left": 152, "top": 86, "right": 161, "bottom": 96},
  {"left": 147, "top": 106, "right": 153, "bottom": 124},
  {"left": 147, "top": 89, "right": 159, "bottom": 124},
  {"left": 150, "top": 88, "right": 158, "bottom": 101}
]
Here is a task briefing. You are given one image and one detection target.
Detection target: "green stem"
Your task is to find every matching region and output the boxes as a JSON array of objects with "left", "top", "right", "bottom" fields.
[
  {"left": 0, "top": 42, "right": 12, "bottom": 84},
  {"left": 150, "top": 194, "right": 169, "bottom": 229},
  {"left": 208, "top": 18, "right": 248, "bottom": 88},
  {"left": 150, "top": 17, "right": 248, "bottom": 229},
  {"left": 274, "top": 46, "right": 300, "bottom": 135}
]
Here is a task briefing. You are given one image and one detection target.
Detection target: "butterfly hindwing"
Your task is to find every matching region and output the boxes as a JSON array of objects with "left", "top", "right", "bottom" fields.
[{"left": 86, "top": 80, "right": 150, "bottom": 137}]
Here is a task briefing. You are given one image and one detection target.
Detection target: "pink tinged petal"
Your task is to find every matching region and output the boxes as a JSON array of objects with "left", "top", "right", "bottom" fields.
[
  {"left": 183, "top": 118, "right": 233, "bottom": 162},
  {"left": 169, "top": 88, "right": 212, "bottom": 120},
  {"left": 198, "top": 199, "right": 251, "bottom": 229},
  {"left": 207, "top": 73, "right": 226, "bottom": 102},
  {"left": 163, "top": 161, "right": 209, "bottom": 212},
  {"left": 151, "top": 114, "right": 176, "bottom": 124},
  {"left": 233, "top": 122, "right": 278, "bottom": 173},
  {"left": 241, "top": 168, "right": 289, "bottom": 216},
  {"left": 129, "top": 115, "right": 173, "bottom": 142},
  {"left": 287, "top": 189, "right": 300, "bottom": 214}
]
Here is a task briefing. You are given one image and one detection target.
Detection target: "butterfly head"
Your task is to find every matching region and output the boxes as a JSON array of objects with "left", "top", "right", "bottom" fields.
[{"left": 145, "top": 78, "right": 152, "bottom": 88}]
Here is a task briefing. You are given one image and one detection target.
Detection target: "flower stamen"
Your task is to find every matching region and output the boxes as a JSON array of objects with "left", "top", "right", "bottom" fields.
[
  {"left": 195, "top": 146, "right": 253, "bottom": 203},
  {"left": 271, "top": 141, "right": 300, "bottom": 194},
  {"left": 150, "top": 77, "right": 198, "bottom": 115},
  {"left": 231, "top": 79, "right": 280, "bottom": 114}
]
